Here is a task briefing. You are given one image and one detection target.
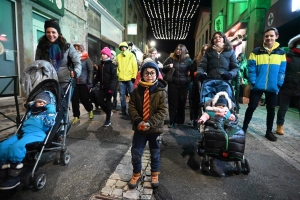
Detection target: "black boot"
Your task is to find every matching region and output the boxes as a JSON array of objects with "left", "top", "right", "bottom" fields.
[{"left": 0, "top": 163, "right": 22, "bottom": 190}]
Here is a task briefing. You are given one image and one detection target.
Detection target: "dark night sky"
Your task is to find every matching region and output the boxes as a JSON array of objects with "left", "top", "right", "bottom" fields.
[{"left": 143, "top": 0, "right": 211, "bottom": 62}]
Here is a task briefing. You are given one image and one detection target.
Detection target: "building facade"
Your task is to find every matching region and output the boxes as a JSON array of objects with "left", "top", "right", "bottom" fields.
[{"left": 0, "top": 0, "right": 147, "bottom": 114}]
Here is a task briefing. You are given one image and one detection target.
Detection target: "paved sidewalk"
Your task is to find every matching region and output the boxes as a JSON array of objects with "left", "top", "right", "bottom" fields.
[
  {"left": 89, "top": 103, "right": 300, "bottom": 199},
  {"left": 237, "top": 104, "right": 300, "bottom": 171}
]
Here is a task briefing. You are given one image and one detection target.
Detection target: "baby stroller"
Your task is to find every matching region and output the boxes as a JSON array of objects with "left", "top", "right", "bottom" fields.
[
  {"left": 17, "top": 61, "right": 72, "bottom": 190},
  {"left": 197, "top": 79, "right": 250, "bottom": 175}
]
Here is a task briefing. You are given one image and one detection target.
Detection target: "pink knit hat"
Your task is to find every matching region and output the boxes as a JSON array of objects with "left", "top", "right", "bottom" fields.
[{"left": 100, "top": 47, "right": 112, "bottom": 58}]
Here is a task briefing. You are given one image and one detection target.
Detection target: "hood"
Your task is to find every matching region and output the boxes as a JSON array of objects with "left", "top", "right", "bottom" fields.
[
  {"left": 288, "top": 34, "right": 300, "bottom": 48},
  {"left": 119, "top": 42, "right": 129, "bottom": 50},
  {"left": 212, "top": 91, "right": 232, "bottom": 110}
]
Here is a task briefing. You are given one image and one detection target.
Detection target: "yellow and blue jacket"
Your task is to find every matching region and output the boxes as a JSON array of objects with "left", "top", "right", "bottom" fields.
[{"left": 248, "top": 42, "right": 286, "bottom": 93}]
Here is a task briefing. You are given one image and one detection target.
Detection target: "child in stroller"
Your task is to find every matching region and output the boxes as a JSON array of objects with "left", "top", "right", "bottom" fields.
[
  {"left": 197, "top": 80, "right": 250, "bottom": 176},
  {"left": 0, "top": 91, "right": 56, "bottom": 190}
]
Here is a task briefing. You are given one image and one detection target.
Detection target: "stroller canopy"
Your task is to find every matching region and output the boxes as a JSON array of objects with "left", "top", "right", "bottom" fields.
[{"left": 20, "top": 60, "right": 58, "bottom": 98}]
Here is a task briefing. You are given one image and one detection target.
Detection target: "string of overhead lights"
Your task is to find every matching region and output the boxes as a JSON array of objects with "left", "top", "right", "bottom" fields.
[{"left": 142, "top": 0, "right": 200, "bottom": 40}]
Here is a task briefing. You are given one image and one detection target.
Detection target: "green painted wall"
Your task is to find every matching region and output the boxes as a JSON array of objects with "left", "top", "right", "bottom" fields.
[{"left": 97, "top": 0, "right": 123, "bottom": 24}]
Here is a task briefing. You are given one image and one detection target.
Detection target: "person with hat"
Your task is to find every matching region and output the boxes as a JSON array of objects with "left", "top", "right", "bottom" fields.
[
  {"left": 116, "top": 42, "right": 138, "bottom": 115},
  {"left": 198, "top": 91, "right": 237, "bottom": 177},
  {"left": 127, "top": 60, "right": 167, "bottom": 189},
  {"left": 198, "top": 91, "right": 236, "bottom": 125},
  {"left": 71, "top": 44, "right": 94, "bottom": 124},
  {"left": 0, "top": 91, "right": 56, "bottom": 190},
  {"left": 94, "top": 47, "right": 117, "bottom": 126},
  {"left": 35, "top": 19, "right": 81, "bottom": 89}
]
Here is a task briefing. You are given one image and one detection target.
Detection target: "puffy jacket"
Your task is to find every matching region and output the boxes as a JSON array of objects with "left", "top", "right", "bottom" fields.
[
  {"left": 129, "top": 79, "right": 168, "bottom": 134},
  {"left": 94, "top": 59, "right": 117, "bottom": 91},
  {"left": 248, "top": 42, "right": 286, "bottom": 93},
  {"left": 116, "top": 50, "right": 138, "bottom": 81},
  {"left": 197, "top": 49, "right": 238, "bottom": 80},
  {"left": 162, "top": 53, "right": 193, "bottom": 86},
  {"left": 35, "top": 43, "right": 81, "bottom": 83},
  {"left": 76, "top": 58, "right": 93, "bottom": 85}
]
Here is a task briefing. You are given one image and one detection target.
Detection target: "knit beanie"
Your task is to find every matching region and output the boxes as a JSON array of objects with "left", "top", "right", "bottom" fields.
[
  {"left": 44, "top": 19, "right": 61, "bottom": 35},
  {"left": 140, "top": 58, "right": 159, "bottom": 78},
  {"left": 34, "top": 92, "right": 51, "bottom": 104},
  {"left": 215, "top": 96, "right": 228, "bottom": 107},
  {"left": 101, "top": 47, "right": 112, "bottom": 59}
]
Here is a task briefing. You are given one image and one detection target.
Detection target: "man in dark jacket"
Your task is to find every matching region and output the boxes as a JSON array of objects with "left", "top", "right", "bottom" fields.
[{"left": 276, "top": 34, "right": 300, "bottom": 135}]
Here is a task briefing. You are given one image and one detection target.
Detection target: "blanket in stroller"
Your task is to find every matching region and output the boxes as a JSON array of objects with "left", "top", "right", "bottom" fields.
[{"left": 203, "top": 117, "right": 245, "bottom": 160}]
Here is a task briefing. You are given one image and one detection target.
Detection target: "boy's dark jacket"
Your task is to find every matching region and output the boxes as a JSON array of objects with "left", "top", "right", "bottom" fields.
[{"left": 128, "top": 79, "right": 168, "bottom": 134}]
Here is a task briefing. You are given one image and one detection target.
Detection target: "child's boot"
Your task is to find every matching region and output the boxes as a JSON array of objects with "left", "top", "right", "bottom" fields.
[
  {"left": 128, "top": 172, "right": 141, "bottom": 189},
  {"left": 151, "top": 172, "right": 160, "bottom": 188},
  {"left": 276, "top": 124, "right": 284, "bottom": 135},
  {"left": 0, "top": 163, "right": 23, "bottom": 190}
]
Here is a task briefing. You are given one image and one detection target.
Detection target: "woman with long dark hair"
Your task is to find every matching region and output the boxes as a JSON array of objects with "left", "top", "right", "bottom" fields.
[
  {"left": 196, "top": 32, "right": 238, "bottom": 82},
  {"left": 162, "top": 44, "right": 193, "bottom": 128}
]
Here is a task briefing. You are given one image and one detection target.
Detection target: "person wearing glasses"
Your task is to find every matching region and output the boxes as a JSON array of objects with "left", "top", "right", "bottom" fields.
[
  {"left": 196, "top": 32, "right": 238, "bottom": 83},
  {"left": 242, "top": 27, "right": 286, "bottom": 141},
  {"left": 128, "top": 59, "right": 167, "bottom": 189},
  {"left": 162, "top": 44, "right": 193, "bottom": 128}
]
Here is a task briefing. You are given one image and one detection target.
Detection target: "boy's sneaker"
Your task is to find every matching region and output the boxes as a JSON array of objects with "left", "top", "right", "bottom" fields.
[
  {"left": 72, "top": 117, "right": 80, "bottom": 125},
  {"left": 111, "top": 111, "right": 113, "bottom": 116},
  {"left": 265, "top": 131, "right": 277, "bottom": 141},
  {"left": 103, "top": 120, "right": 111, "bottom": 127},
  {"left": 89, "top": 111, "right": 94, "bottom": 119}
]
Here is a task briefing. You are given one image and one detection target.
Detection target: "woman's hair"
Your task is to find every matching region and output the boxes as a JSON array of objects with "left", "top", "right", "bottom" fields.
[
  {"left": 37, "top": 34, "right": 68, "bottom": 59},
  {"left": 143, "top": 53, "right": 152, "bottom": 60},
  {"left": 148, "top": 47, "right": 157, "bottom": 54},
  {"left": 195, "top": 44, "right": 208, "bottom": 65},
  {"left": 208, "top": 32, "right": 232, "bottom": 51},
  {"left": 171, "top": 44, "right": 188, "bottom": 61}
]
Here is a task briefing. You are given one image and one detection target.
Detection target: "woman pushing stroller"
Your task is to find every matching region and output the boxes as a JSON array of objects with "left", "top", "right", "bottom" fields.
[{"left": 0, "top": 91, "right": 56, "bottom": 190}]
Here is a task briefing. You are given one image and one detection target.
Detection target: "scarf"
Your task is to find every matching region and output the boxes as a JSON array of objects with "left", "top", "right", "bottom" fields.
[
  {"left": 49, "top": 44, "right": 63, "bottom": 71},
  {"left": 81, "top": 51, "right": 89, "bottom": 60}
]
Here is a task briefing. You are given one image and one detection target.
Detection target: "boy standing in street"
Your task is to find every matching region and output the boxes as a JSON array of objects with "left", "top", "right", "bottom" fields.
[
  {"left": 242, "top": 27, "right": 286, "bottom": 141},
  {"left": 128, "top": 60, "right": 167, "bottom": 189}
]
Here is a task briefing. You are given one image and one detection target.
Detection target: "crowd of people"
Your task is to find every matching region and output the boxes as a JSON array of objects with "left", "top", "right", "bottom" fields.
[{"left": 1, "top": 18, "right": 299, "bottom": 190}]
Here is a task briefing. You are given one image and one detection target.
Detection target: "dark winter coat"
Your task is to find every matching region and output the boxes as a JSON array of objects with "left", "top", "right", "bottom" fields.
[
  {"left": 76, "top": 58, "right": 93, "bottom": 85},
  {"left": 197, "top": 49, "right": 238, "bottom": 81},
  {"left": 162, "top": 53, "right": 193, "bottom": 86},
  {"left": 94, "top": 59, "right": 117, "bottom": 91},
  {"left": 128, "top": 79, "right": 168, "bottom": 134},
  {"left": 280, "top": 35, "right": 300, "bottom": 96}
]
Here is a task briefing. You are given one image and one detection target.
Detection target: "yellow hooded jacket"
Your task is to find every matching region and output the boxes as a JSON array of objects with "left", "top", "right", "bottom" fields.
[{"left": 116, "top": 42, "right": 138, "bottom": 81}]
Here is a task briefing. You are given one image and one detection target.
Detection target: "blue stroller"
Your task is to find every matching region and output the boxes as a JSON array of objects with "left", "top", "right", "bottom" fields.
[
  {"left": 3, "top": 61, "right": 73, "bottom": 190},
  {"left": 197, "top": 79, "right": 250, "bottom": 175}
]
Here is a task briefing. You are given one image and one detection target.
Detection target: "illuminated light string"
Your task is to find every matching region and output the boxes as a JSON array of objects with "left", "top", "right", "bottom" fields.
[{"left": 142, "top": 0, "right": 200, "bottom": 40}]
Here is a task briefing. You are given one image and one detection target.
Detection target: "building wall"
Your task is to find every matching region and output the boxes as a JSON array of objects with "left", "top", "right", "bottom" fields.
[{"left": 194, "top": 9, "right": 210, "bottom": 57}]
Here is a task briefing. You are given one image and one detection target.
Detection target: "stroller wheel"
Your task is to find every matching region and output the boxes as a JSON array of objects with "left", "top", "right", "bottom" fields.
[
  {"left": 234, "top": 161, "right": 241, "bottom": 175},
  {"left": 61, "top": 151, "right": 71, "bottom": 165},
  {"left": 23, "top": 172, "right": 34, "bottom": 189},
  {"left": 243, "top": 158, "right": 251, "bottom": 175},
  {"left": 33, "top": 173, "right": 46, "bottom": 190}
]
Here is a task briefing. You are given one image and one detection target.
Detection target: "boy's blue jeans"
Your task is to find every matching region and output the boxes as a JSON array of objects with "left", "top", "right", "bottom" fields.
[{"left": 131, "top": 131, "right": 160, "bottom": 173}]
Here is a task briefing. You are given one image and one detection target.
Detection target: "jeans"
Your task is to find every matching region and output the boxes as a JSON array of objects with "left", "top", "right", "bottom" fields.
[
  {"left": 131, "top": 132, "right": 160, "bottom": 173},
  {"left": 243, "top": 90, "right": 277, "bottom": 132},
  {"left": 119, "top": 81, "right": 133, "bottom": 111},
  {"left": 98, "top": 87, "right": 113, "bottom": 121},
  {"left": 277, "top": 93, "right": 300, "bottom": 125}
]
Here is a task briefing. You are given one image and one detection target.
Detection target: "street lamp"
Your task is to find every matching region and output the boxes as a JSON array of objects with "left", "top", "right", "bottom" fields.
[{"left": 150, "top": 40, "right": 156, "bottom": 47}]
